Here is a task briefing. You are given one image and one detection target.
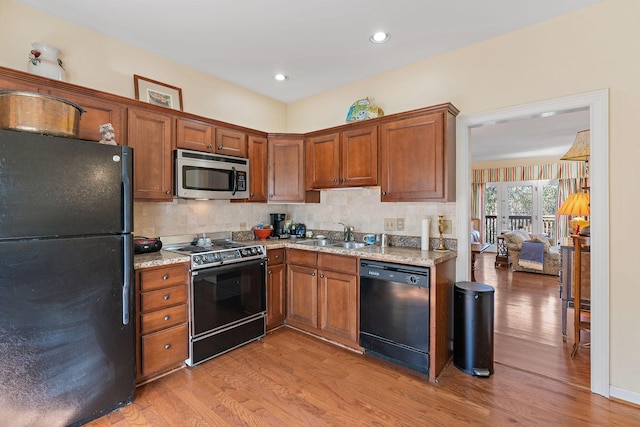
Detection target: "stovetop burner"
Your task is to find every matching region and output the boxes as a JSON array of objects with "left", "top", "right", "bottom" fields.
[
  {"left": 161, "top": 232, "right": 266, "bottom": 270},
  {"left": 173, "top": 241, "right": 245, "bottom": 254}
]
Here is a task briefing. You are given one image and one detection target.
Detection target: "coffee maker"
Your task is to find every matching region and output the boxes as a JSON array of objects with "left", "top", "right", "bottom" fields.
[{"left": 270, "top": 213, "right": 287, "bottom": 238}]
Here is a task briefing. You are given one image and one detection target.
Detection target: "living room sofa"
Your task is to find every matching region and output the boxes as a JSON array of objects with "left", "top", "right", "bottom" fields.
[{"left": 503, "top": 230, "right": 560, "bottom": 276}]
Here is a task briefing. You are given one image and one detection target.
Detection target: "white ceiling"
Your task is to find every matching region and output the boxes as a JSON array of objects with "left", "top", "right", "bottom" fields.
[
  {"left": 470, "top": 108, "right": 590, "bottom": 162},
  {"left": 18, "top": 0, "right": 597, "bottom": 160}
]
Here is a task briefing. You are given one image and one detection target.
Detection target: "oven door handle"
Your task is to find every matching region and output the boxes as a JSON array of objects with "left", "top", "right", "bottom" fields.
[{"left": 192, "top": 270, "right": 199, "bottom": 277}]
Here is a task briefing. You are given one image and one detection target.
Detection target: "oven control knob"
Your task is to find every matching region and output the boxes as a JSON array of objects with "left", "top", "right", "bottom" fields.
[
  {"left": 408, "top": 275, "right": 419, "bottom": 284},
  {"left": 194, "top": 255, "right": 202, "bottom": 264}
]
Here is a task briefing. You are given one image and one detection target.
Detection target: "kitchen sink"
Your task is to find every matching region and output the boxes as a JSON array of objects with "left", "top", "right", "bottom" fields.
[
  {"left": 294, "top": 239, "right": 335, "bottom": 246},
  {"left": 294, "top": 239, "right": 368, "bottom": 250},
  {"left": 331, "top": 242, "right": 367, "bottom": 249}
]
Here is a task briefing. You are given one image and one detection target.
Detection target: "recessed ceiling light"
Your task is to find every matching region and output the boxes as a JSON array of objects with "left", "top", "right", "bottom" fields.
[
  {"left": 370, "top": 32, "right": 390, "bottom": 44},
  {"left": 274, "top": 73, "right": 288, "bottom": 81}
]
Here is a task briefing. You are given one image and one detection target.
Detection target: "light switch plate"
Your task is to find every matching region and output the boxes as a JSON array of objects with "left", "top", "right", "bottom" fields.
[
  {"left": 396, "top": 218, "right": 405, "bottom": 231},
  {"left": 384, "top": 218, "right": 397, "bottom": 231}
]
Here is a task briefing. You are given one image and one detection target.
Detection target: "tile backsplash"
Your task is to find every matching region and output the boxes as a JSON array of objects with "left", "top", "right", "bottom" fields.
[{"left": 134, "top": 187, "right": 456, "bottom": 240}]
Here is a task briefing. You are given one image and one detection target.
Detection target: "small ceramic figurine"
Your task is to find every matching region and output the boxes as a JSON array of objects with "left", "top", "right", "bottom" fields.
[{"left": 98, "top": 123, "right": 117, "bottom": 145}]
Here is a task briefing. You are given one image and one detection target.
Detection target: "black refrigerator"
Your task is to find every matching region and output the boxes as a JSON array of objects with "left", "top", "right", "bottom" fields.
[{"left": 0, "top": 129, "right": 135, "bottom": 426}]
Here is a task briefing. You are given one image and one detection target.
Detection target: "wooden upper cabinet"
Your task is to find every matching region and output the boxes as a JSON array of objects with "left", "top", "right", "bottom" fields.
[
  {"left": 0, "top": 74, "right": 40, "bottom": 92},
  {"left": 268, "top": 135, "right": 306, "bottom": 203},
  {"left": 247, "top": 135, "right": 268, "bottom": 202},
  {"left": 306, "top": 133, "right": 340, "bottom": 189},
  {"left": 379, "top": 105, "right": 457, "bottom": 202},
  {"left": 215, "top": 127, "right": 247, "bottom": 158},
  {"left": 49, "top": 89, "right": 126, "bottom": 143},
  {"left": 176, "top": 117, "right": 214, "bottom": 152},
  {"left": 127, "top": 108, "right": 174, "bottom": 201},
  {"left": 306, "top": 125, "right": 377, "bottom": 190},
  {"left": 341, "top": 125, "right": 377, "bottom": 187}
]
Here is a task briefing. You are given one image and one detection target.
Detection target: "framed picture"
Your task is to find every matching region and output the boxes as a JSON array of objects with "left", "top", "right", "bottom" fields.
[{"left": 134, "top": 74, "right": 183, "bottom": 111}]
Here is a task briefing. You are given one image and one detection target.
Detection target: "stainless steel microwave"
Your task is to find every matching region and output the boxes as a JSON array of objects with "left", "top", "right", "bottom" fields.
[{"left": 175, "top": 149, "right": 249, "bottom": 199}]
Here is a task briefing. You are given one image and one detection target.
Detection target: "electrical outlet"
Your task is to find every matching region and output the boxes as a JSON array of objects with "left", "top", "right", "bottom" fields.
[
  {"left": 443, "top": 220, "right": 452, "bottom": 233},
  {"left": 384, "top": 218, "right": 397, "bottom": 231},
  {"left": 239, "top": 222, "right": 247, "bottom": 230},
  {"left": 396, "top": 218, "right": 405, "bottom": 231}
]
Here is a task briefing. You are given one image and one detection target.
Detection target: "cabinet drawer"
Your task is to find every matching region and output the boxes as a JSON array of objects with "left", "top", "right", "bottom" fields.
[
  {"left": 141, "top": 304, "right": 188, "bottom": 335},
  {"left": 141, "top": 284, "right": 187, "bottom": 313},
  {"left": 287, "top": 249, "right": 317, "bottom": 267},
  {"left": 267, "top": 248, "right": 285, "bottom": 265},
  {"left": 318, "top": 253, "right": 357, "bottom": 274},
  {"left": 141, "top": 324, "right": 188, "bottom": 377},
  {"left": 139, "top": 264, "right": 188, "bottom": 291}
]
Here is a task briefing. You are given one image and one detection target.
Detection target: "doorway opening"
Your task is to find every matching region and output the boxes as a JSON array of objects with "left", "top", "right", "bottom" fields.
[{"left": 456, "top": 89, "right": 609, "bottom": 397}]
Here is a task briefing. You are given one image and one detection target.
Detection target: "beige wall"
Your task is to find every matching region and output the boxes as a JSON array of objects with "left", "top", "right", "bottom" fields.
[
  {"left": 1, "top": 0, "right": 639, "bottom": 401},
  {"left": 0, "top": 0, "right": 287, "bottom": 132},
  {"left": 287, "top": 0, "right": 640, "bottom": 399}
]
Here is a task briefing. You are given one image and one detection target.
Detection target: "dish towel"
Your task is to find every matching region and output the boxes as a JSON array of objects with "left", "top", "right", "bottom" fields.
[{"left": 519, "top": 241, "right": 545, "bottom": 271}]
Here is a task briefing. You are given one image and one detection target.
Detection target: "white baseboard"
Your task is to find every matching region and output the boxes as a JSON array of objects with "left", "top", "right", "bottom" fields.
[{"left": 610, "top": 386, "right": 640, "bottom": 406}]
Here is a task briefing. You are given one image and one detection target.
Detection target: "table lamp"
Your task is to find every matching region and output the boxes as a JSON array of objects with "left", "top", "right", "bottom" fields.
[{"left": 557, "top": 192, "right": 590, "bottom": 235}]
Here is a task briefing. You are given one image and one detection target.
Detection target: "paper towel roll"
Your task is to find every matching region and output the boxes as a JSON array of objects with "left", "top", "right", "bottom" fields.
[{"left": 421, "top": 219, "right": 430, "bottom": 251}]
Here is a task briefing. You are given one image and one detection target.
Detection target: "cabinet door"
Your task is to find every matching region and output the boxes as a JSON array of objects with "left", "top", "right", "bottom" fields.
[
  {"left": 51, "top": 89, "right": 126, "bottom": 143},
  {"left": 341, "top": 125, "right": 378, "bottom": 187},
  {"left": 215, "top": 127, "right": 247, "bottom": 158},
  {"left": 268, "top": 136, "right": 306, "bottom": 203},
  {"left": 305, "top": 133, "right": 340, "bottom": 189},
  {"left": 127, "top": 108, "right": 174, "bottom": 200},
  {"left": 286, "top": 264, "right": 318, "bottom": 329},
  {"left": 267, "top": 263, "right": 286, "bottom": 330},
  {"left": 318, "top": 269, "right": 358, "bottom": 345},
  {"left": 176, "top": 117, "right": 214, "bottom": 152},
  {"left": 380, "top": 113, "right": 448, "bottom": 202},
  {"left": 247, "top": 135, "right": 268, "bottom": 202}
]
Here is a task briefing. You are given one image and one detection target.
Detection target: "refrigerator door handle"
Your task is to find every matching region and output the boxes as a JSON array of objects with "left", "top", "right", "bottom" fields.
[
  {"left": 122, "top": 147, "right": 133, "bottom": 233},
  {"left": 122, "top": 235, "right": 132, "bottom": 325}
]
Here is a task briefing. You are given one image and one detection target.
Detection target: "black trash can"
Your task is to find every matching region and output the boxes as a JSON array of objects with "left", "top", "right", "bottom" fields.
[{"left": 454, "top": 281, "right": 495, "bottom": 377}]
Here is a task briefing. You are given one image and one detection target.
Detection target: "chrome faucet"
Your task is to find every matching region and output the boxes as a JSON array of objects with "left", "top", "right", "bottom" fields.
[{"left": 339, "top": 222, "right": 354, "bottom": 241}]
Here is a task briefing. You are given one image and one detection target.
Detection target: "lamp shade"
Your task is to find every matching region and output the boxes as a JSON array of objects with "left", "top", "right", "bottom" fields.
[
  {"left": 557, "top": 192, "right": 590, "bottom": 216},
  {"left": 560, "top": 129, "right": 590, "bottom": 161}
]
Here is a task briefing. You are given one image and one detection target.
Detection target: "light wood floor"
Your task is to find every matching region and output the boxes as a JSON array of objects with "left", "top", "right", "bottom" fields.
[
  {"left": 88, "top": 327, "right": 640, "bottom": 426},
  {"left": 88, "top": 256, "right": 640, "bottom": 426},
  {"left": 473, "top": 252, "right": 591, "bottom": 388}
]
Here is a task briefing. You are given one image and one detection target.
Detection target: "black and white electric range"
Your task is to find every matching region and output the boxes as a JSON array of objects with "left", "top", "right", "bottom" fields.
[{"left": 163, "top": 233, "right": 267, "bottom": 366}]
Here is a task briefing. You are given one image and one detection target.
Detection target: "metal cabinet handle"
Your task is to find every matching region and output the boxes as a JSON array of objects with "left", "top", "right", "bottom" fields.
[
  {"left": 334, "top": 178, "right": 338, "bottom": 182},
  {"left": 164, "top": 315, "right": 170, "bottom": 321},
  {"left": 218, "top": 145, "right": 223, "bottom": 150},
  {"left": 320, "top": 274, "right": 325, "bottom": 278},
  {"left": 275, "top": 255, "right": 280, "bottom": 259},
  {"left": 163, "top": 295, "right": 170, "bottom": 300},
  {"left": 166, "top": 190, "right": 171, "bottom": 195},
  {"left": 341, "top": 178, "right": 346, "bottom": 182},
  {"left": 250, "top": 193, "right": 255, "bottom": 197},
  {"left": 163, "top": 274, "right": 169, "bottom": 280},
  {"left": 311, "top": 272, "right": 316, "bottom": 276},
  {"left": 207, "top": 143, "right": 212, "bottom": 148},
  {"left": 268, "top": 270, "right": 272, "bottom": 275},
  {"left": 164, "top": 344, "right": 171, "bottom": 350},
  {"left": 381, "top": 191, "right": 387, "bottom": 196}
]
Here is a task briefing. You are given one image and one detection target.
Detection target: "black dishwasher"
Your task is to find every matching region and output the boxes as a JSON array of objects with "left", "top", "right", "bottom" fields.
[{"left": 359, "top": 260, "right": 430, "bottom": 374}]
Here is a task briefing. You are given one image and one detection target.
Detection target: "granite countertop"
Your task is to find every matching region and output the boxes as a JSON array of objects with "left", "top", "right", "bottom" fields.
[
  {"left": 134, "top": 238, "right": 456, "bottom": 270},
  {"left": 134, "top": 250, "right": 190, "bottom": 269},
  {"left": 252, "top": 238, "right": 456, "bottom": 268}
]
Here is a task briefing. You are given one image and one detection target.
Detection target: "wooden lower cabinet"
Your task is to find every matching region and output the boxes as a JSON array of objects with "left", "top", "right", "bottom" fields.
[
  {"left": 266, "top": 248, "right": 286, "bottom": 330},
  {"left": 286, "top": 249, "right": 359, "bottom": 348},
  {"left": 136, "top": 262, "right": 189, "bottom": 384}
]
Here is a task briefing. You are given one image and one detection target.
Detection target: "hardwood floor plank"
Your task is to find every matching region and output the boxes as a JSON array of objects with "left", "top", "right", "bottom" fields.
[
  {"left": 473, "top": 252, "right": 590, "bottom": 388},
  {"left": 82, "top": 252, "right": 640, "bottom": 426},
  {"left": 85, "top": 327, "right": 640, "bottom": 426}
]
